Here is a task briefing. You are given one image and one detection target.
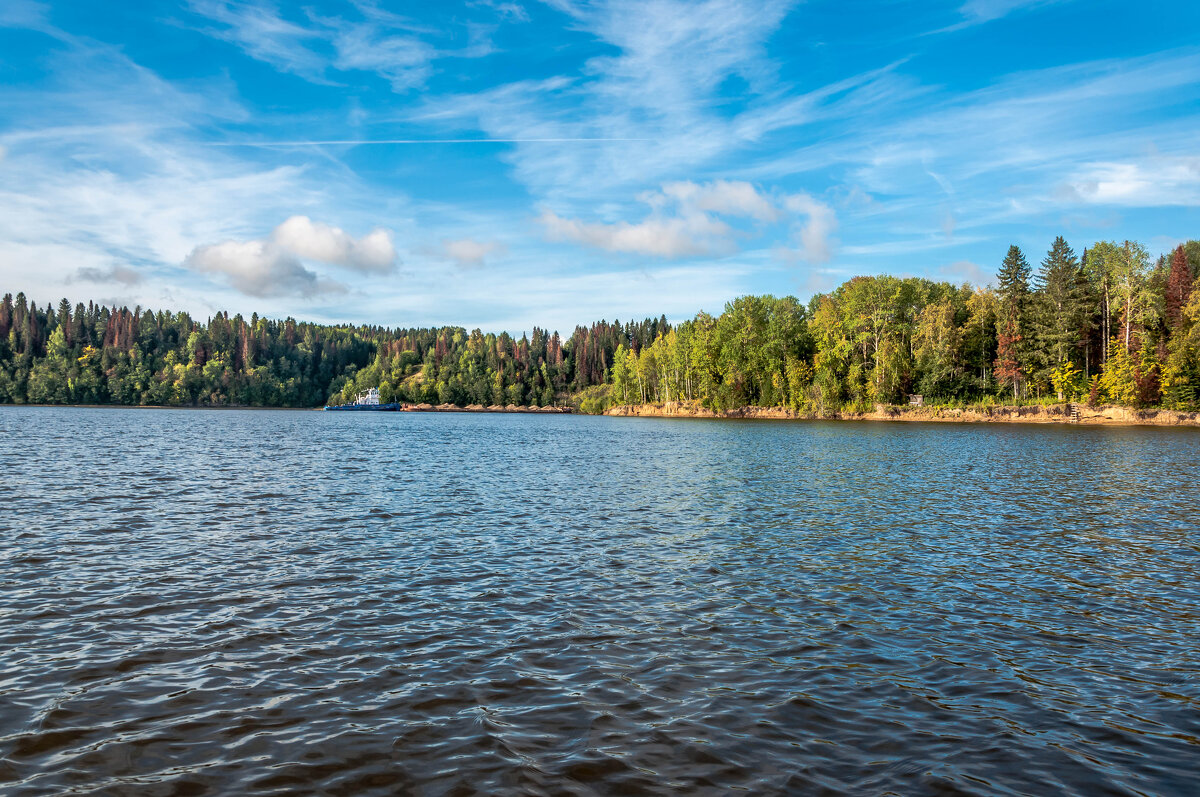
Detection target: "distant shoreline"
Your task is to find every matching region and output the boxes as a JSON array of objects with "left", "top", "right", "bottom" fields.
[
  {"left": 6, "top": 402, "right": 1199, "bottom": 428},
  {"left": 2, "top": 404, "right": 320, "bottom": 411},
  {"left": 1, "top": 403, "right": 571, "bottom": 414},
  {"left": 604, "top": 402, "right": 1200, "bottom": 428}
]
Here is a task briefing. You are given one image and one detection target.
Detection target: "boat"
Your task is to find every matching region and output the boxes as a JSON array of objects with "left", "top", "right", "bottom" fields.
[{"left": 324, "top": 387, "right": 401, "bottom": 411}]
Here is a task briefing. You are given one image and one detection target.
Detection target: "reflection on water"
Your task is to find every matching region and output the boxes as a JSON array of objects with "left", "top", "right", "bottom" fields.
[{"left": 1, "top": 407, "right": 1199, "bottom": 795}]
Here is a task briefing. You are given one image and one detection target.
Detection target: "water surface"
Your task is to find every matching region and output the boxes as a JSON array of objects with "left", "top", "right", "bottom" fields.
[{"left": 2, "top": 407, "right": 1198, "bottom": 794}]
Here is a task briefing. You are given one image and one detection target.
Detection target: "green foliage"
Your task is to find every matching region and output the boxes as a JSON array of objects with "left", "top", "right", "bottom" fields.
[
  {"left": 1049, "top": 361, "right": 1084, "bottom": 401},
  {"left": 0, "top": 295, "right": 587, "bottom": 408},
  {"left": 1098, "top": 341, "right": 1137, "bottom": 406},
  {"left": 574, "top": 384, "right": 612, "bottom": 415},
  {"left": 4, "top": 233, "right": 1197, "bottom": 415}
]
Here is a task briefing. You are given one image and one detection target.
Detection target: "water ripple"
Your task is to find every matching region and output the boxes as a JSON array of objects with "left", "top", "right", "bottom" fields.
[{"left": 1, "top": 408, "right": 1199, "bottom": 794}]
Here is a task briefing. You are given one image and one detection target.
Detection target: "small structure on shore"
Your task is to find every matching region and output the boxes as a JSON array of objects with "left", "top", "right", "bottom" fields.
[{"left": 908, "top": 394, "right": 924, "bottom": 407}]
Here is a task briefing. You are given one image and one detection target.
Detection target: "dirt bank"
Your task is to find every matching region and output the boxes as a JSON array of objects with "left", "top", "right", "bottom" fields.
[
  {"left": 603, "top": 402, "right": 1200, "bottom": 427},
  {"left": 402, "top": 403, "right": 572, "bottom": 413}
]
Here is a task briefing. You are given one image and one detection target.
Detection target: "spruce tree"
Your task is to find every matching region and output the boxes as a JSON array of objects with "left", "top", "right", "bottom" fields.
[
  {"left": 1032, "top": 237, "right": 1083, "bottom": 384},
  {"left": 994, "top": 245, "right": 1030, "bottom": 399}
]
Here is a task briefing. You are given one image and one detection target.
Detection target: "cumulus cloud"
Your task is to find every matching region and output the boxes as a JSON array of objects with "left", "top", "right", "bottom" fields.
[
  {"left": 271, "top": 215, "right": 396, "bottom": 273},
  {"left": 185, "top": 239, "right": 345, "bottom": 298},
  {"left": 437, "top": 237, "right": 506, "bottom": 267},
  {"left": 69, "top": 265, "right": 143, "bottom": 285},
  {"left": 183, "top": 216, "right": 395, "bottom": 298}
]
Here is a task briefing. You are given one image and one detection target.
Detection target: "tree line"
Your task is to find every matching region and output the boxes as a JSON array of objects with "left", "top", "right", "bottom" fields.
[
  {"left": 0, "top": 293, "right": 662, "bottom": 408},
  {"left": 608, "top": 238, "right": 1200, "bottom": 412},
  {"left": 1, "top": 237, "right": 1197, "bottom": 412}
]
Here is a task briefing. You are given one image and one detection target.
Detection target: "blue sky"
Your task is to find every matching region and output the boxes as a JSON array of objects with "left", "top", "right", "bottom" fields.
[{"left": 1, "top": 0, "right": 1197, "bottom": 333}]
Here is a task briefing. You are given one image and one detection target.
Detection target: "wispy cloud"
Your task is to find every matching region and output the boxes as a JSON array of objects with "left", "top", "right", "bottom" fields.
[
  {"left": 417, "top": 0, "right": 796, "bottom": 202},
  {"left": 316, "top": 8, "right": 436, "bottom": 91},
  {"left": 931, "top": 0, "right": 1073, "bottom": 34},
  {"left": 188, "top": 0, "right": 327, "bottom": 80},
  {"left": 540, "top": 180, "right": 834, "bottom": 261},
  {"left": 186, "top": 0, "right": 500, "bottom": 91},
  {"left": 742, "top": 49, "right": 1200, "bottom": 245},
  {"left": 206, "top": 137, "right": 652, "bottom": 146},
  {"left": 3, "top": 0, "right": 1196, "bottom": 331}
]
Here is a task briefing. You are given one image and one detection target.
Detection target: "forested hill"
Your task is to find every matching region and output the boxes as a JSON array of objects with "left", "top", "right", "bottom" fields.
[
  {"left": 2, "top": 238, "right": 1199, "bottom": 413},
  {"left": 0, "top": 294, "right": 667, "bottom": 408}
]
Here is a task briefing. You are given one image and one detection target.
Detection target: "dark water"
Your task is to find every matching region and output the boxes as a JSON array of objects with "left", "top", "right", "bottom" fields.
[{"left": 2, "top": 408, "right": 1199, "bottom": 795}]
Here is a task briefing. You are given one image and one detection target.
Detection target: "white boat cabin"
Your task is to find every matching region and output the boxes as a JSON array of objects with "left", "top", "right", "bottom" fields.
[{"left": 354, "top": 387, "right": 381, "bottom": 406}]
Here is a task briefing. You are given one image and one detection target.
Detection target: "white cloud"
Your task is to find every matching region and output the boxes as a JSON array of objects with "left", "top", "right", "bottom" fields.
[
  {"left": 188, "top": 0, "right": 495, "bottom": 92},
  {"left": 652, "top": 180, "right": 780, "bottom": 222},
  {"left": 416, "top": 0, "right": 794, "bottom": 202},
  {"left": 540, "top": 180, "right": 836, "bottom": 262},
  {"left": 743, "top": 50, "right": 1200, "bottom": 236},
  {"left": 319, "top": 15, "right": 436, "bottom": 92},
  {"left": 1062, "top": 157, "right": 1200, "bottom": 207},
  {"left": 539, "top": 179, "right": 785, "bottom": 257},
  {"left": 778, "top": 193, "right": 837, "bottom": 263},
  {"left": 540, "top": 208, "right": 732, "bottom": 257},
  {"left": 182, "top": 216, "right": 397, "bottom": 297},
  {"left": 437, "top": 237, "right": 506, "bottom": 267},
  {"left": 185, "top": 239, "right": 345, "bottom": 298},
  {"left": 271, "top": 215, "right": 397, "bottom": 273},
  {"left": 188, "top": 0, "right": 326, "bottom": 80}
]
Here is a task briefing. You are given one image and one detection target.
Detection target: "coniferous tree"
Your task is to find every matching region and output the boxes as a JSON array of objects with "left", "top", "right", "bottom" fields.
[
  {"left": 1032, "top": 236, "right": 1083, "bottom": 390},
  {"left": 994, "top": 245, "right": 1031, "bottom": 398},
  {"left": 1165, "top": 245, "right": 1192, "bottom": 333}
]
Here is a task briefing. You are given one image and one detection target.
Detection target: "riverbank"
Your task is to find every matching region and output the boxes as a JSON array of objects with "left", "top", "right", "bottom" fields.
[
  {"left": 403, "top": 403, "right": 572, "bottom": 413},
  {"left": 603, "top": 401, "right": 1200, "bottom": 427},
  {"left": 5, "top": 403, "right": 572, "bottom": 413}
]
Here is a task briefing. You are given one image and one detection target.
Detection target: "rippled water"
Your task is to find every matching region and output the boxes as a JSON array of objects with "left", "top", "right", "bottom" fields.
[{"left": 2, "top": 407, "right": 1199, "bottom": 795}]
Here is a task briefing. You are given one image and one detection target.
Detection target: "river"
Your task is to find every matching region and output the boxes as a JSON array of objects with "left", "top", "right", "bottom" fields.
[{"left": 2, "top": 407, "right": 1198, "bottom": 794}]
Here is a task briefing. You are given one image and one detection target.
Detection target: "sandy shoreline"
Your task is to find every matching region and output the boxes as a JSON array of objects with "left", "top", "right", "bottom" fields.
[{"left": 603, "top": 402, "right": 1200, "bottom": 428}]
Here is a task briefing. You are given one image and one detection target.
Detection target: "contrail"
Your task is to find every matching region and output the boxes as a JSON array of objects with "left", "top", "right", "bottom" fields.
[{"left": 206, "top": 138, "right": 651, "bottom": 147}]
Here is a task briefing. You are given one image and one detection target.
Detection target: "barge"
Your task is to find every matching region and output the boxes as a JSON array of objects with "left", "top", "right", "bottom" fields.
[{"left": 324, "top": 387, "right": 401, "bottom": 411}]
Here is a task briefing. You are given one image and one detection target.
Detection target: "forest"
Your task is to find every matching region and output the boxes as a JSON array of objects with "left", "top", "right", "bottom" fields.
[{"left": 2, "top": 237, "right": 1198, "bottom": 414}]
